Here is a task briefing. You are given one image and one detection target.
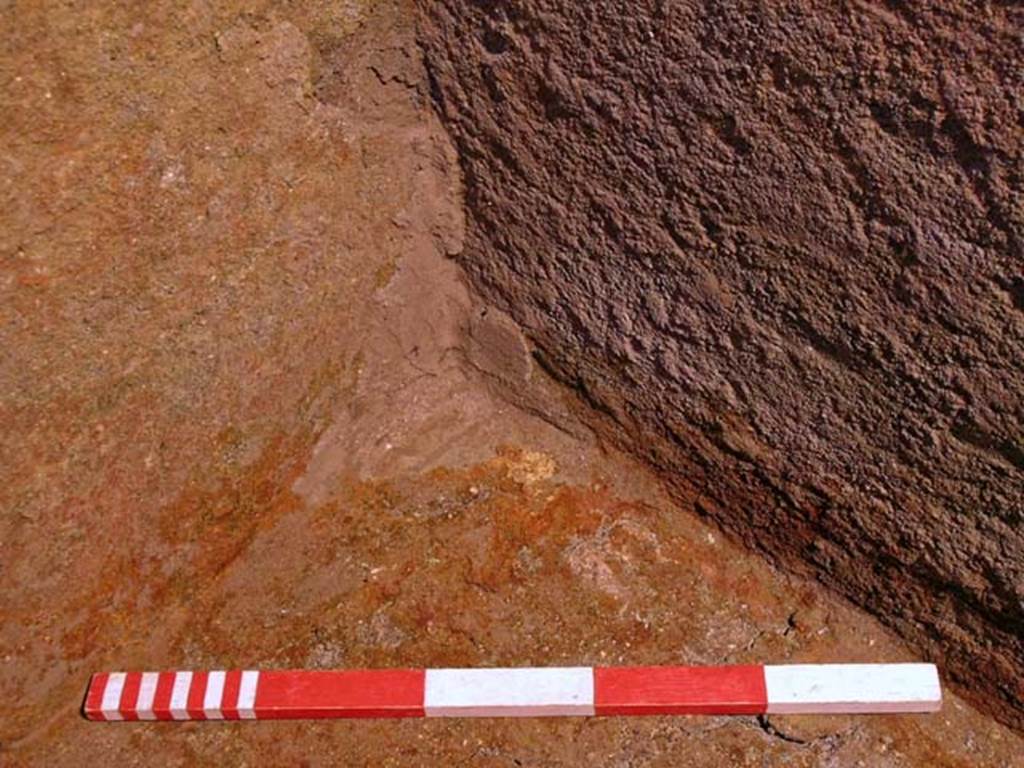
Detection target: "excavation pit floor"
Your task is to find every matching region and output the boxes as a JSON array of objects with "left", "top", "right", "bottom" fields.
[
  {"left": 1, "top": 1, "right": 1021, "bottom": 765},
  {"left": 10, "top": 407, "right": 1024, "bottom": 766}
]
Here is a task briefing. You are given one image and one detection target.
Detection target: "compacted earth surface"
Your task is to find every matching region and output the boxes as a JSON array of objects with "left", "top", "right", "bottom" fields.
[{"left": 1, "top": 1, "right": 1022, "bottom": 766}]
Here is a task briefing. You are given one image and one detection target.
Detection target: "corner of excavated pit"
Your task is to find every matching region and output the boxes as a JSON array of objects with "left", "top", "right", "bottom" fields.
[{"left": 415, "top": 0, "right": 1024, "bottom": 730}]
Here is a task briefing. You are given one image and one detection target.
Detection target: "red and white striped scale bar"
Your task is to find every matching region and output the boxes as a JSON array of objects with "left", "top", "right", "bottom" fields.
[{"left": 84, "top": 664, "right": 941, "bottom": 722}]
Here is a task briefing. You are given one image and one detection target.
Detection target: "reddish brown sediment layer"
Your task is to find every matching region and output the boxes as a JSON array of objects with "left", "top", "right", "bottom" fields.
[
  {"left": 2, "top": 0, "right": 1023, "bottom": 762},
  {"left": 416, "top": 0, "right": 1024, "bottom": 728}
]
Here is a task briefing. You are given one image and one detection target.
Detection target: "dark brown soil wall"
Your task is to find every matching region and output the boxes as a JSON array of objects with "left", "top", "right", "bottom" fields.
[{"left": 416, "top": 0, "right": 1024, "bottom": 726}]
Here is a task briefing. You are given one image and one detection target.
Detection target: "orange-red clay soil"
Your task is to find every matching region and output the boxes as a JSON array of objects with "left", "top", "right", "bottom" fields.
[{"left": 1, "top": 1, "right": 1021, "bottom": 765}]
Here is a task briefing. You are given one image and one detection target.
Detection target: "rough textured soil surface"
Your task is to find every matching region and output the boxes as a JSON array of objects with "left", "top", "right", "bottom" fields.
[
  {"left": 417, "top": 0, "right": 1024, "bottom": 729},
  {"left": 1, "top": 0, "right": 1022, "bottom": 765}
]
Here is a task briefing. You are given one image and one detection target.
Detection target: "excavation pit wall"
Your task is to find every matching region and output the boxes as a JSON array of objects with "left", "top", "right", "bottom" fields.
[{"left": 416, "top": 0, "right": 1024, "bottom": 728}]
